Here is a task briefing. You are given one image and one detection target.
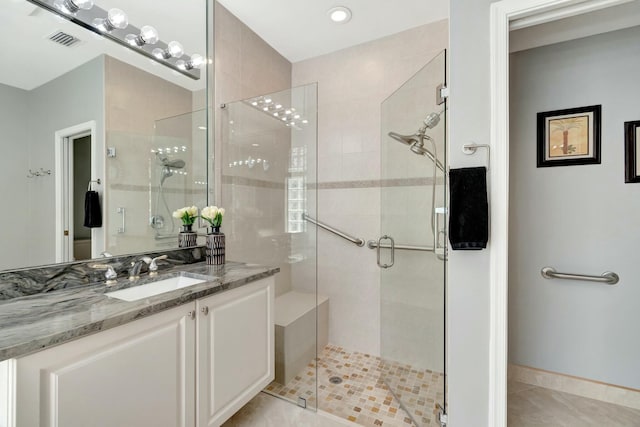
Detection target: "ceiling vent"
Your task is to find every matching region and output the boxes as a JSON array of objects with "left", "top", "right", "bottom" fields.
[{"left": 47, "top": 31, "right": 82, "bottom": 48}]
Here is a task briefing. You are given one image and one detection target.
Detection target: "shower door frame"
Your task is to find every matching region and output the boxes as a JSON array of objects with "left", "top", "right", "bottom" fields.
[{"left": 487, "top": 1, "right": 631, "bottom": 426}]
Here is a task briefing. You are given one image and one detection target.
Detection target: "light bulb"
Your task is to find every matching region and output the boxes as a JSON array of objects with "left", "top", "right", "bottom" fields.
[
  {"left": 93, "top": 8, "right": 128, "bottom": 32},
  {"left": 126, "top": 25, "right": 159, "bottom": 47},
  {"left": 175, "top": 59, "right": 187, "bottom": 70},
  {"left": 140, "top": 26, "right": 159, "bottom": 44},
  {"left": 189, "top": 53, "right": 204, "bottom": 69},
  {"left": 107, "top": 8, "right": 128, "bottom": 29},
  {"left": 167, "top": 41, "right": 184, "bottom": 58}
]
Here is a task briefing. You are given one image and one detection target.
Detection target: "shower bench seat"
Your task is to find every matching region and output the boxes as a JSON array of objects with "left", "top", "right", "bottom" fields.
[{"left": 274, "top": 291, "right": 329, "bottom": 385}]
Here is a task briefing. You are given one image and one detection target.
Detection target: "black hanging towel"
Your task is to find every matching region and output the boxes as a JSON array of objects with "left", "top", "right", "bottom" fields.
[
  {"left": 448, "top": 167, "right": 488, "bottom": 250},
  {"left": 84, "top": 190, "right": 102, "bottom": 228}
]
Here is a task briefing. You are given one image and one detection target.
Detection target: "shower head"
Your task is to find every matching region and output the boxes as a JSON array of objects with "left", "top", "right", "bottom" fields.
[
  {"left": 156, "top": 153, "right": 186, "bottom": 185},
  {"left": 157, "top": 154, "right": 186, "bottom": 169},
  {"left": 387, "top": 130, "right": 445, "bottom": 172}
]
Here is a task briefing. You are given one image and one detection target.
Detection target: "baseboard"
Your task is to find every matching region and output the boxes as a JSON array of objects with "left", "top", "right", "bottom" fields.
[{"left": 508, "top": 364, "right": 640, "bottom": 410}]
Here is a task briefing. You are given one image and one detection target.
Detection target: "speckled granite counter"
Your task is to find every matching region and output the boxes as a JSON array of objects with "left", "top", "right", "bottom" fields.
[{"left": 0, "top": 261, "right": 279, "bottom": 361}]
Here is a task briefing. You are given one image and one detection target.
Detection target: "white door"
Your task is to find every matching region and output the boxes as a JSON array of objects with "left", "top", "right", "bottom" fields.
[
  {"left": 16, "top": 304, "right": 197, "bottom": 427},
  {"left": 197, "top": 277, "right": 275, "bottom": 427}
]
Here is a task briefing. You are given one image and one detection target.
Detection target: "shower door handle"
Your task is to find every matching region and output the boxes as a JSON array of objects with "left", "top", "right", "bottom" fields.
[
  {"left": 376, "top": 235, "right": 394, "bottom": 269},
  {"left": 117, "top": 207, "right": 126, "bottom": 234}
]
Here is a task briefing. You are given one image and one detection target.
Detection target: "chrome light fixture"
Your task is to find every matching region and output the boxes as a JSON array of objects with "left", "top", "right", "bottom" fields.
[
  {"left": 24, "top": 0, "right": 203, "bottom": 80},
  {"left": 53, "top": 0, "right": 93, "bottom": 15}
]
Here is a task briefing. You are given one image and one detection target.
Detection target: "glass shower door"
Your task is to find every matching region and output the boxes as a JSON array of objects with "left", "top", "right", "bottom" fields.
[
  {"left": 379, "top": 50, "right": 447, "bottom": 426},
  {"left": 220, "top": 84, "right": 318, "bottom": 410}
]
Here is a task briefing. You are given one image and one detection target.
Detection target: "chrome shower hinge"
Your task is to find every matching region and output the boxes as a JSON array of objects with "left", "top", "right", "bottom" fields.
[
  {"left": 437, "top": 83, "right": 449, "bottom": 105},
  {"left": 297, "top": 396, "right": 307, "bottom": 409},
  {"left": 437, "top": 403, "right": 448, "bottom": 427}
]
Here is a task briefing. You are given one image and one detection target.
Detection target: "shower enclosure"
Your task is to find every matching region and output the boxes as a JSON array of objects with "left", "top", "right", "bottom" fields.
[
  {"left": 377, "top": 50, "right": 447, "bottom": 426},
  {"left": 220, "top": 84, "right": 319, "bottom": 409},
  {"left": 150, "top": 109, "right": 208, "bottom": 241}
]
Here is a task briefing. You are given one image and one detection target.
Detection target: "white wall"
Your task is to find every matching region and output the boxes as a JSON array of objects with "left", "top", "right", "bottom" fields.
[
  {"left": 509, "top": 26, "right": 640, "bottom": 389},
  {"left": 449, "top": 1, "right": 498, "bottom": 425}
]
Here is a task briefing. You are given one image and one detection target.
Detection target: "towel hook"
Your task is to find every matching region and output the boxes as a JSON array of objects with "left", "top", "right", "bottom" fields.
[
  {"left": 88, "top": 179, "right": 101, "bottom": 191},
  {"left": 462, "top": 143, "right": 490, "bottom": 170}
]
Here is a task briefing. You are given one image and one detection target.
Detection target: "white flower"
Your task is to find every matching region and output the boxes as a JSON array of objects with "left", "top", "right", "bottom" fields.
[
  {"left": 201, "top": 206, "right": 218, "bottom": 220},
  {"left": 218, "top": 208, "right": 225, "bottom": 217},
  {"left": 172, "top": 208, "right": 185, "bottom": 219},
  {"left": 187, "top": 206, "right": 198, "bottom": 216}
]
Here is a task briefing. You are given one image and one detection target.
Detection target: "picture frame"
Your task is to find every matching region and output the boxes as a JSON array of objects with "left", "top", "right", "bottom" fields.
[
  {"left": 624, "top": 120, "right": 640, "bottom": 183},
  {"left": 537, "top": 105, "right": 601, "bottom": 167}
]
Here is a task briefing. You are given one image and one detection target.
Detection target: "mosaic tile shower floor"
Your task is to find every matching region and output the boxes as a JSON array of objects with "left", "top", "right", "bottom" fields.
[{"left": 264, "top": 344, "right": 445, "bottom": 426}]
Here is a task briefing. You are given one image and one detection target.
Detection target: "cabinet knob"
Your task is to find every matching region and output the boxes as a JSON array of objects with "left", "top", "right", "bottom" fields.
[
  {"left": 188, "top": 311, "right": 196, "bottom": 320},
  {"left": 201, "top": 306, "right": 209, "bottom": 316}
]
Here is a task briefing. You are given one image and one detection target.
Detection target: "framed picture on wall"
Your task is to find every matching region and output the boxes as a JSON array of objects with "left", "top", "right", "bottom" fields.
[
  {"left": 536, "top": 105, "right": 601, "bottom": 167},
  {"left": 624, "top": 120, "right": 640, "bottom": 183}
]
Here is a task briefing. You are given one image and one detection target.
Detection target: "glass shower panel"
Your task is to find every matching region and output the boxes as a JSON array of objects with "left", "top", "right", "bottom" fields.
[
  {"left": 221, "top": 84, "right": 318, "bottom": 410},
  {"left": 149, "top": 109, "right": 208, "bottom": 242},
  {"left": 379, "top": 51, "right": 447, "bottom": 426}
]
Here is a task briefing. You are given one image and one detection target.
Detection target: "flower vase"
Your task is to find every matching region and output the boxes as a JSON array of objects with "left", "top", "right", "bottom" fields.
[
  {"left": 206, "top": 226, "right": 225, "bottom": 265},
  {"left": 178, "top": 224, "right": 197, "bottom": 248}
]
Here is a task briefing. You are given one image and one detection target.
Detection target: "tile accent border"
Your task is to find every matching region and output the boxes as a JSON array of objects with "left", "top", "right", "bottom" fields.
[
  {"left": 316, "top": 177, "right": 445, "bottom": 190},
  {"left": 508, "top": 364, "right": 640, "bottom": 410},
  {"left": 221, "top": 175, "right": 285, "bottom": 189}
]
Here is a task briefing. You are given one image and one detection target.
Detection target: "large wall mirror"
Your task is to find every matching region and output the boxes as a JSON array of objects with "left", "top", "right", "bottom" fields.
[{"left": 0, "top": 0, "right": 209, "bottom": 271}]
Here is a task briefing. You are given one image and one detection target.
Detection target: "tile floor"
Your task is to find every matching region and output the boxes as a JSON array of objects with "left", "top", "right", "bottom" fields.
[
  {"left": 264, "top": 344, "right": 445, "bottom": 426},
  {"left": 508, "top": 380, "right": 640, "bottom": 426},
  {"left": 223, "top": 392, "right": 350, "bottom": 427}
]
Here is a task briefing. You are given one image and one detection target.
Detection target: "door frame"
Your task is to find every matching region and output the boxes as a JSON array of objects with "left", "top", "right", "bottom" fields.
[
  {"left": 54, "top": 121, "right": 102, "bottom": 262},
  {"left": 488, "top": 0, "right": 633, "bottom": 426}
]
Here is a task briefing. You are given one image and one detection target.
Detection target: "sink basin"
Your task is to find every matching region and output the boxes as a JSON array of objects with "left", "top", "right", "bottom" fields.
[{"left": 105, "top": 272, "right": 216, "bottom": 302}]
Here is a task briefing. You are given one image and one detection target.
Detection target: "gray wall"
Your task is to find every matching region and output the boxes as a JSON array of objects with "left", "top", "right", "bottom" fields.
[
  {"left": 0, "top": 84, "right": 29, "bottom": 270},
  {"left": 509, "top": 26, "right": 640, "bottom": 389},
  {"left": 26, "top": 56, "right": 105, "bottom": 265}
]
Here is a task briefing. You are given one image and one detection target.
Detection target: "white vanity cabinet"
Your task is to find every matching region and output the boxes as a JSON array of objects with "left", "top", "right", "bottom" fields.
[
  {"left": 14, "top": 276, "right": 274, "bottom": 427},
  {"left": 197, "top": 278, "right": 275, "bottom": 427}
]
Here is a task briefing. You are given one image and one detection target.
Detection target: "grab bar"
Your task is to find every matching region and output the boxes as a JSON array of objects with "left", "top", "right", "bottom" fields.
[
  {"left": 367, "top": 240, "right": 434, "bottom": 252},
  {"left": 303, "top": 214, "right": 365, "bottom": 247},
  {"left": 541, "top": 266, "right": 619, "bottom": 285}
]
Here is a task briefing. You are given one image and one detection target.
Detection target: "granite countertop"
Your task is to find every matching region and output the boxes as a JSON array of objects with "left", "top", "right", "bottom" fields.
[{"left": 0, "top": 261, "right": 279, "bottom": 361}]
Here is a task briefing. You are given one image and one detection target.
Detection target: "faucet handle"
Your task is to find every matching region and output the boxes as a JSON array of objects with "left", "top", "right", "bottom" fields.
[
  {"left": 149, "top": 255, "right": 168, "bottom": 275},
  {"left": 89, "top": 263, "right": 118, "bottom": 285}
]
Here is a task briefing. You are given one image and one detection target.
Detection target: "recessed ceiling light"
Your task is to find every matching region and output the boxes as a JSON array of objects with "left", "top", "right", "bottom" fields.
[{"left": 328, "top": 6, "right": 352, "bottom": 24}]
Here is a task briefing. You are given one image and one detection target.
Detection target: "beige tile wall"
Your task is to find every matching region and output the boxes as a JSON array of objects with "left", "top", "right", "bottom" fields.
[
  {"left": 214, "top": 2, "right": 294, "bottom": 296},
  {"left": 104, "top": 57, "right": 196, "bottom": 255},
  {"left": 291, "top": 20, "right": 449, "bottom": 357}
]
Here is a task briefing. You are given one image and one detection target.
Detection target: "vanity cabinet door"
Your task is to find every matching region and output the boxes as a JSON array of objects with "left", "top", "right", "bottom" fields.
[
  {"left": 196, "top": 277, "right": 275, "bottom": 427},
  {"left": 16, "top": 303, "right": 197, "bottom": 427}
]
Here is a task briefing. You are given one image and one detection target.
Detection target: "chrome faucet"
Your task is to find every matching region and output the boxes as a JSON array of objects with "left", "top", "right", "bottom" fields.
[
  {"left": 148, "top": 255, "right": 168, "bottom": 277},
  {"left": 89, "top": 263, "right": 118, "bottom": 286},
  {"left": 129, "top": 257, "right": 152, "bottom": 281}
]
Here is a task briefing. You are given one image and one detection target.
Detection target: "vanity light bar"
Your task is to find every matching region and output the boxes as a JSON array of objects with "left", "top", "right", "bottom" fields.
[{"left": 25, "top": 0, "right": 203, "bottom": 80}]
